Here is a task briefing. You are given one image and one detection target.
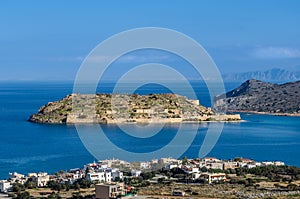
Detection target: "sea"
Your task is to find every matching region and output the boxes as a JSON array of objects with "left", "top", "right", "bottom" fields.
[{"left": 0, "top": 81, "right": 299, "bottom": 179}]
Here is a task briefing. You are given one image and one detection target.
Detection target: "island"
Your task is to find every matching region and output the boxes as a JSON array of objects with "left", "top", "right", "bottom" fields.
[
  {"left": 29, "top": 93, "right": 240, "bottom": 124},
  {"left": 214, "top": 79, "right": 300, "bottom": 116}
]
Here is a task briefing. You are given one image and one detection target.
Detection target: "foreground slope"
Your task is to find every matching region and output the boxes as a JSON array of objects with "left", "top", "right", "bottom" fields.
[{"left": 214, "top": 79, "right": 300, "bottom": 115}]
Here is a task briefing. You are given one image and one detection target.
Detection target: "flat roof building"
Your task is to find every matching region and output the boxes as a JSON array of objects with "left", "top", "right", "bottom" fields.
[{"left": 95, "top": 183, "right": 125, "bottom": 199}]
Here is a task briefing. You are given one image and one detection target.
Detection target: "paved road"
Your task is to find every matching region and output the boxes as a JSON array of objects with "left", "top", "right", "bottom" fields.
[
  {"left": 123, "top": 195, "right": 151, "bottom": 199},
  {"left": 0, "top": 194, "right": 11, "bottom": 199}
]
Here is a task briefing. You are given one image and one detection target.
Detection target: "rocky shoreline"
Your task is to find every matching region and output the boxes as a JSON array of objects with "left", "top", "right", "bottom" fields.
[{"left": 228, "top": 110, "right": 300, "bottom": 117}]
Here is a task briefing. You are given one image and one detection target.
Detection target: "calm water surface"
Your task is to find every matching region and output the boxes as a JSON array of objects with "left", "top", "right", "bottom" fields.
[{"left": 0, "top": 81, "right": 299, "bottom": 179}]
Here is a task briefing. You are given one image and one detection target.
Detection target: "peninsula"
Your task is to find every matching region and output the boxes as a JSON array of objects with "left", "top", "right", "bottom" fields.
[
  {"left": 29, "top": 93, "right": 240, "bottom": 124},
  {"left": 214, "top": 79, "right": 300, "bottom": 116}
]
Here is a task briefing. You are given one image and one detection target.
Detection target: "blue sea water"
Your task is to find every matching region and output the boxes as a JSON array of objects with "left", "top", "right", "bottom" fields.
[{"left": 0, "top": 81, "right": 299, "bottom": 179}]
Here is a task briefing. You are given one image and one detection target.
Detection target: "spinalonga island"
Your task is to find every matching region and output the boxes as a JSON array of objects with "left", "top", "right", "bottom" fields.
[{"left": 29, "top": 93, "right": 241, "bottom": 124}]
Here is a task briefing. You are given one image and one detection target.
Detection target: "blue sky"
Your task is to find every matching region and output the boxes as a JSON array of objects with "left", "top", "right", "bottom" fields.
[{"left": 0, "top": 0, "right": 300, "bottom": 81}]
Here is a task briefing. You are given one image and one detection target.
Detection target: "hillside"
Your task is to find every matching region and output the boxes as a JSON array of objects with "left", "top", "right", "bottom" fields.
[
  {"left": 222, "top": 68, "right": 300, "bottom": 82},
  {"left": 29, "top": 93, "right": 240, "bottom": 124},
  {"left": 214, "top": 79, "right": 300, "bottom": 115}
]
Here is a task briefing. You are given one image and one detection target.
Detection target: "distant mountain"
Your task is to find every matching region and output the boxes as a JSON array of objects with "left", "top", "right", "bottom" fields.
[
  {"left": 223, "top": 68, "right": 300, "bottom": 82},
  {"left": 214, "top": 79, "right": 300, "bottom": 115}
]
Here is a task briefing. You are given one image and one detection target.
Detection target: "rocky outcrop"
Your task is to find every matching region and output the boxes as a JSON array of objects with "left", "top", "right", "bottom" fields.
[
  {"left": 214, "top": 79, "right": 300, "bottom": 115},
  {"left": 29, "top": 93, "right": 240, "bottom": 124},
  {"left": 29, "top": 95, "right": 72, "bottom": 124}
]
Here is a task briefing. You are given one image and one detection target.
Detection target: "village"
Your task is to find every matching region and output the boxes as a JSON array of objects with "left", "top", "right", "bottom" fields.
[{"left": 0, "top": 156, "right": 291, "bottom": 199}]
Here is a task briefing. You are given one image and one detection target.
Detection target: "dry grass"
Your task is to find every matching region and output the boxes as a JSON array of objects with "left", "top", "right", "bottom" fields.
[
  {"left": 26, "top": 187, "right": 95, "bottom": 198},
  {"left": 137, "top": 183, "right": 300, "bottom": 199}
]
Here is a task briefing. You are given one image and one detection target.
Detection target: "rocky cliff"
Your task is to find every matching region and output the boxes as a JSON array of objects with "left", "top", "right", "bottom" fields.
[
  {"left": 214, "top": 79, "right": 300, "bottom": 115},
  {"left": 29, "top": 93, "right": 240, "bottom": 124}
]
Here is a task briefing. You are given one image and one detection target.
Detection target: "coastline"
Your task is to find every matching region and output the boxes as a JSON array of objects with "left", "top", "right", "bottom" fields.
[
  {"left": 30, "top": 115, "right": 242, "bottom": 125},
  {"left": 3, "top": 156, "right": 300, "bottom": 199},
  {"left": 32, "top": 118, "right": 246, "bottom": 125},
  {"left": 227, "top": 110, "right": 300, "bottom": 117}
]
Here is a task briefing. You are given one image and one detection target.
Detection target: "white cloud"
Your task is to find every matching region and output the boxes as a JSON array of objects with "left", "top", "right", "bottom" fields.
[
  {"left": 86, "top": 55, "right": 113, "bottom": 62},
  {"left": 75, "top": 56, "right": 85, "bottom": 61},
  {"left": 118, "top": 54, "right": 172, "bottom": 63},
  {"left": 252, "top": 46, "right": 300, "bottom": 59},
  {"left": 80, "top": 54, "right": 174, "bottom": 63}
]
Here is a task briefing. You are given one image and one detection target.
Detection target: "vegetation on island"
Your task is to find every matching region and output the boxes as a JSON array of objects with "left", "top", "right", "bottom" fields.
[{"left": 29, "top": 93, "right": 240, "bottom": 124}]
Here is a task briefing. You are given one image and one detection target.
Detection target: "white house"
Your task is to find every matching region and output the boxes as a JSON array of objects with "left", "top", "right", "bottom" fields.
[
  {"left": 87, "top": 172, "right": 112, "bottom": 182},
  {"left": 100, "top": 164, "right": 108, "bottom": 169},
  {"left": 131, "top": 170, "right": 141, "bottom": 177},
  {"left": 262, "top": 161, "right": 273, "bottom": 166},
  {"left": 203, "top": 157, "right": 221, "bottom": 163},
  {"left": 9, "top": 172, "right": 25, "bottom": 179},
  {"left": 246, "top": 164, "right": 257, "bottom": 169},
  {"left": 28, "top": 173, "right": 38, "bottom": 177},
  {"left": 192, "top": 172, "right": 201, "bottom": 180},
  {"left": 166, "top": 164, "right": 178, "bottom": 170},
  {"left": 200, "top": 173, "right": 226, "bottom": 184},
  {"left": 191, "top": 167, "right": 199, "bottom": 173},
  {"left": 105, "top": 172, "right": 112, "bottom": 183},
  {"left": 274, "top": 161, "right": 285, "bottom": 166},
  {"left": 151, "top": 159, "right": 158, "bottom": 164},
  {"left": 255, "top": 162, "right": 262, "bottom": 167},
  {"left": 111, "top": 170, "right": 123, "bottom": 181},
  {"left": 9, "top": 172, "right": 27, "bottom": 184},
  {"left": 206, "top": 162, "right": 223, "bottom": 170},
  {"left": 223, "top": 161, "right": 239, "bottom": 170},
  {"left": 0, "top": 180, "right": 12, "bottom": 193},
  {"left": 159, "top": 157, "right": 180, "bottom": 165},
  {"left": 36, "top": 173, "right": 50, "bottom": 187},
  {"left": 140, "top": 162, "right": 150, "bottom": 169}
]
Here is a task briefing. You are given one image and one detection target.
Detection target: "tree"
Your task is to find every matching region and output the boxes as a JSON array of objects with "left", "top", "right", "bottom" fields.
[
  {"left": 65, "top": 182, "right": 71, "bottom": 191},
  {"left": 114, "top": 177, "right": 121, "bottom": 182},
  {"left": 16, "top": 191, "right": 30, "bottom": 199},
  {"left": 157, "top": 177, "right": 165, "bottom": 184},
  {"left": 74, "top": 182, "right": 80, "bottom": 190},
  {"left": 71, "top": 192, "right": 83, "bottom": 199},
  {"left": 234, "top": 157, "right": 242, "bottom": 162},
  {"left": 12, "top": 183, "right": 25, "bottom": 193},
  {"left": 75, "top": 178, "right": 92, "bottom": 189},
  {"left": 47, "top": 180, "right": 63, "bottom": 191},
  {"left": 201, "top": 167, "right": 208, "bottom": 172},
  {"left": 287, "top": 183, "right": 299, "bottom": 191},
  {"left": 182, "top": 157, "right": 188, "bottom": 165},
  {"left": 137, "top": 177, "right": 143, "bottom": 184},
  {"left": 24, "top": 178, "right": 37, "bottom": 189},
  {"left": 48, "top": 192, "right": 62, "bottom": 199},
  {"left": 85, "top": 167, "right": 90, "bottom": 179}
]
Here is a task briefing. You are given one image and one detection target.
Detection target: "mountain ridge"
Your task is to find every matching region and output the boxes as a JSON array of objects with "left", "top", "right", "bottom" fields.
[
  {"left": 222, "top": 68, "right": 300, "bottom": 82},
  {"left": 214, "top": 79, "right": 300, "bottom": 115}
]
